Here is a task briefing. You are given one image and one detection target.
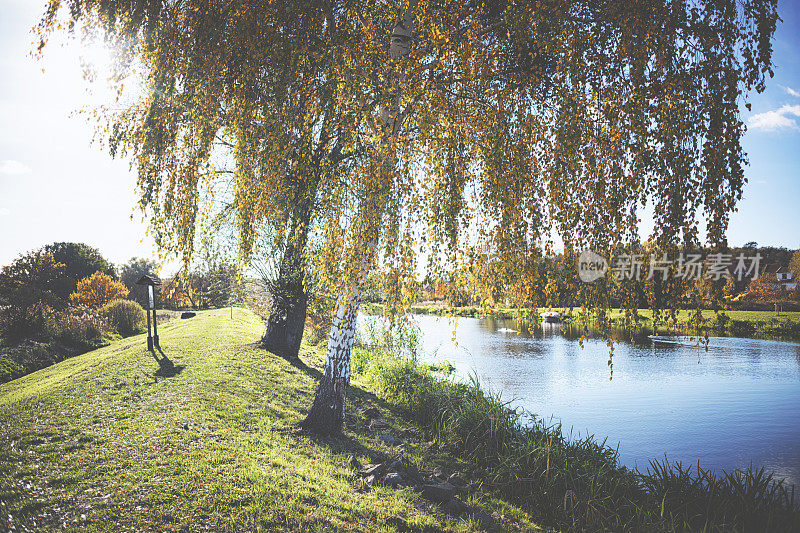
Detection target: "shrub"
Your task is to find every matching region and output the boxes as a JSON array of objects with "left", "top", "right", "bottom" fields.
[
  {"left": 69, "top": 272, "right": 129, "bottom": 308},
  {"left": 99, "top": 299, "right": 146, "bottom": 336},
  {"left": 46, "top": 306, "right": 112, "bottom": 348},
  {"left": 303, "top": 319, "right": 328, "bottom": 346},
  {"left": 359, "top": 315, "right": 422, "bottom": 360},
  {"left": 304, "top": 309, "right": 333, "bottom": 346}
]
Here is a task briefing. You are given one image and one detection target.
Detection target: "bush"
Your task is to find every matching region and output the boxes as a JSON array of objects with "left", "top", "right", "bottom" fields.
[
  {"left": 99, "top": 299, "right": 146, "bottom": 336},
  {"left": 0, "top": 301, "right": 58, "bottom": 342},
  {"left": 46, "top": 306, "right": 112, "bottom": 348},
  {"left": 69, "top": 272, "right": 129, "bottom": 308},
  {"left": 359, "top": 315, "right": 423, "bottom": 360},
  {"left": 303, "top": 318, "right": 329, "bottom": 346},
  {"left": 0, "top": 251, "right": 66, "bottom": 341}
]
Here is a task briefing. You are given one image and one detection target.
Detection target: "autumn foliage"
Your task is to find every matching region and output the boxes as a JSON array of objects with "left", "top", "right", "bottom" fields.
[
  {"left": 738, "top": 274, "right": 784, "bottom": 303},
  {"left": 69, "top": 272, "right": 129, "bottom": 308}
]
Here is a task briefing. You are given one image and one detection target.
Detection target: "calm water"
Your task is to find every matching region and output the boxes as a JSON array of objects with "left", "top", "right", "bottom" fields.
[{"left": 360, "top": 314, "right": 800, "bottom": 486}]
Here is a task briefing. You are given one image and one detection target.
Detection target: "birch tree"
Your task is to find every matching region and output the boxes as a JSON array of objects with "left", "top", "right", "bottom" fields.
[
  {"left": 39, "top": 0, "right": 363, "bottom": 361},
  {"left": 40, "top": 0, "right": 779, "bottom": 433},
  {"left": 302, "top": 1, "right": 422, "bottom": 433}
]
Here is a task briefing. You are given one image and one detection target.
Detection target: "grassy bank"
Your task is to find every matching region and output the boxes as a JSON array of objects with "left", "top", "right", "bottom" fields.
[
  {"left": 564, "top": 308, "right": 800, "bottom": 340},
  {"left": 362, "top": 304, "right": 521, "bottom": 320},
  {"left": 2, "top": 308, "right": 797, "bottom": 531},
  {"left": 362, "top": 304, "right": 800, "bottom": 341},
  {"left": 0, "top": 311, "right": 182, "bottom": 384},
  {"left": 0, "top": 335, "right": 114, "bottom": 385},
  {"left": 0, "top": 308, "right": 542, "bottom": 532}
]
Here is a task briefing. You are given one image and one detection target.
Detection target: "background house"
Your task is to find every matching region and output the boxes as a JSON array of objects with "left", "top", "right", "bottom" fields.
[{"left": 775, "top": 266, "right": 797, "bottom": 291}]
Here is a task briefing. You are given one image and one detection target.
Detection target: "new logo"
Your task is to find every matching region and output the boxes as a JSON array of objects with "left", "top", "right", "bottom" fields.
[{"left": 578, "top": 250, "right": 608, "bottom": 283}]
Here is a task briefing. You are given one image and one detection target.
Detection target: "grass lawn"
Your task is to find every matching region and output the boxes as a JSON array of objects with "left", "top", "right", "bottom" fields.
[
  {"left": 0, "top": 308, "right": 542, "bottom": 532},
  {"left": 398, "top": 304, "right": 800, "bottom": 322}
]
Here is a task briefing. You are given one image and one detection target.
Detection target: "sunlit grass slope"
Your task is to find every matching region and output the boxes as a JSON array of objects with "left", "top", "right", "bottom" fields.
[{"left": 0, "top": 308, "right": 541, "bottom": 532}]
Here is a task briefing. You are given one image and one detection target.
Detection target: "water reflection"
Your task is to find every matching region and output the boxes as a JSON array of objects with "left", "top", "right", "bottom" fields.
[{"left": 359, "top": 314, "right": 800, "bottom": 487}]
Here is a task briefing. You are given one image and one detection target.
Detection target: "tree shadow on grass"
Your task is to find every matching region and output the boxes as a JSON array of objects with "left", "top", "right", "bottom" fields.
[
  {"left": 303, "top": 428, "right": 383, "bottom": 462},
  {"left": 258, "top": 346, "right": 411, "bottom": 461},
  {"left": 288, "top": 352, "right": 399, "bottom": 420},
  {"left": 285, "top": 355, "right": 311, "bottom": 372}
]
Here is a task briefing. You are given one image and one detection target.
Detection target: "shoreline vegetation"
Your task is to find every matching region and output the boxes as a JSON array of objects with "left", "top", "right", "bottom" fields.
[
  {"left": 351, "top": 343, "right": 800, "bottom": 532},
  {"left": 362, "top": 304, "right": 800, "bottom": 342},
  {"left": 1, "top": 309, "right": 798, "bottom": 531}
]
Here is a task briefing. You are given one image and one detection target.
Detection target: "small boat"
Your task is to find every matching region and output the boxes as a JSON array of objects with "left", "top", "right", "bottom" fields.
[{"left": 540, "top": 311, "right": 563, "bottom": 324}]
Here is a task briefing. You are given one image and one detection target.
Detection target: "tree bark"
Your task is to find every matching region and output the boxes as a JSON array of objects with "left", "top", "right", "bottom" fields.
[
  {"left": 261, "top": 194, "right": 314, "bottom": 360},
  {"left": 301, "top": 273, "right": 363, "bottom": 434},
  {"left": 302, "top": 3, "right": 418, "bottom": 435}
]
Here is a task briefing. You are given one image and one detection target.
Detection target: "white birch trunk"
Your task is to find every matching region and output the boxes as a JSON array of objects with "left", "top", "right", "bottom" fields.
[
  {"left": 302, "top": 269, "right": 365, "bottom": 433},
  {"left": 303, "top": 3, "right": 417, "bottom": 434}
]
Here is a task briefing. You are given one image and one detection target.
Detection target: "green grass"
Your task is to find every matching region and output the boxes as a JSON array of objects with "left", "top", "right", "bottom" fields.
[
  {"left": 366, "top": 304, "right": 800, "bottom": 323},
  {"left": 571, "top": 308, "right": 800, "bottom": 323},
  {"left": 0, "top": 308, "right": 543, "bottom": 532},
  {"left": 363, "top": 304, "right": 522, "bottom": 320},
  {"left": 560, "top": 308, "right": 800, "bottom": 340},
  {"left": 3, "top": 308, "right": 797, "bottom": 532}
]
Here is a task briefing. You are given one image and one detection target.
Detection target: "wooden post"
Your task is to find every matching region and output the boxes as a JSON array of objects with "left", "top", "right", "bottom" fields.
[
  {"left": 145, "top": 298, "right": 153, "bottom": 351},
  {"left": 151, "top": 285, "right": 159, "bottom": 348},
  {"left": 137, "top": 275, "right": 161, "bottom": 352}
]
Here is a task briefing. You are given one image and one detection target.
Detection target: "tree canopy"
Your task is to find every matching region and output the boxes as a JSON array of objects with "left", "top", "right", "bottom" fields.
[
  {"left": 43, "top": 242, "right": 117, "bottom": 299},
  {"left": 38, "top": 0, "right": 778, "bottom": 311},
  {"left": 39, "top": 0, "right": 779, "bottom": 433},
  {"left": 119, "top": 257, "right": 160, "bottom": 307}
]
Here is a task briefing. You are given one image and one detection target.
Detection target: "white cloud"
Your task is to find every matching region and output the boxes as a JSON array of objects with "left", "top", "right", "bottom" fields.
[
  {"left": 747, "top": 105, "right": 800, "bottom": 132},
  {"left": 782, "top": 85, "right": 800, "bottom": 97},
  {"left": 0, "top": 159, "right": 32, "bottom": 175},
  {"left": 0, "top": 208, "right": 10, "bottom": 216}
]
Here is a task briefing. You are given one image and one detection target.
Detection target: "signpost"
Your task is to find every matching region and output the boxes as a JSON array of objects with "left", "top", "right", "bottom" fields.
[{"left": 136, "top": 275, "right": 161, "bottom": 351}]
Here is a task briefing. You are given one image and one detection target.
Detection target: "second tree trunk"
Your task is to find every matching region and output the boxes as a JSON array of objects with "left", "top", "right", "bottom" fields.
[{"left": 261, "top": 194, "right": 313, "bottom": 360}]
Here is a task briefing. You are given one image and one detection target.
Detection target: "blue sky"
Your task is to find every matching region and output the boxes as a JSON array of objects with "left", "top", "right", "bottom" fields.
[{"left": 0, "top": 0, "right": 798, "bottom": 271}]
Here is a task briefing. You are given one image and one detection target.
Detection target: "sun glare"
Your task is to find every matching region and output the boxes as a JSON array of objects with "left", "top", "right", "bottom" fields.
[{"left": 78, "top": 42, "right": 115, "bottom": 83}]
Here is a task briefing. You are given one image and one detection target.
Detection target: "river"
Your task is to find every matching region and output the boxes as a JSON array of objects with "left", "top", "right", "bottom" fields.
[{"left": 359, "top": 313, "right": 800, "bottom": 487}]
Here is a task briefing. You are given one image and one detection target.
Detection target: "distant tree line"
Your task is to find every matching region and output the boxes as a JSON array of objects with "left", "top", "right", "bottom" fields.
[{"left": 416, "top": 245, "right": 800, "bottom": 312}]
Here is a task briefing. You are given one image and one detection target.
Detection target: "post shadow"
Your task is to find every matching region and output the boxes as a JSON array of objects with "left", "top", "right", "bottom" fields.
[{"left": 152, "top": 346, "right": 184, "bottom": 377}]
